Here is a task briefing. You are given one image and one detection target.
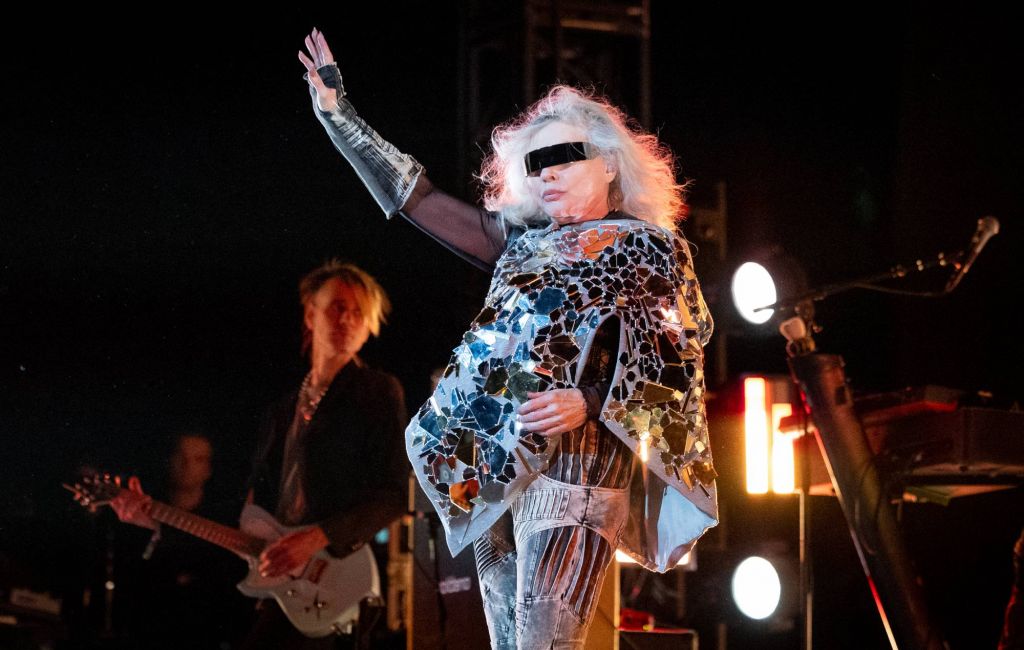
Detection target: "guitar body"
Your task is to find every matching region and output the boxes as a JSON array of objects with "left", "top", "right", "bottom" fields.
[
  {"left": 234, "top": 504, "right": 380, "bottom": 637},
  {"left": 65, "top": 477, "right": 381, "bottom": 638}
]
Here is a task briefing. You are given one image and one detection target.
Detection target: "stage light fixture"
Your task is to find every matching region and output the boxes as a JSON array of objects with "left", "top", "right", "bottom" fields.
[
  {"left": 727, "top": 250, "right": 808, "bottom": 331},
  {"left": 744, "top": 375, "right": 799, "bottom": 495},
  {"left": 731, "top": 556, "right": 782, "bottom": 620},
  {"left": 731, "top": 262, "right": 777, "bottom": 325}
]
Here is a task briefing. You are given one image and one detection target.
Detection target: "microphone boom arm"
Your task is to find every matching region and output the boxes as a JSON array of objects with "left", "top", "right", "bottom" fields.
[{"left": 758, "top": 216, "right": 1000, "bottom": 314}]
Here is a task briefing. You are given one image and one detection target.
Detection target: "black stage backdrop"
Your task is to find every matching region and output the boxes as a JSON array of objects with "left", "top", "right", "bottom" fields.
[{"left": 1, "top": 4, "right": 1021, "bottom": 649}]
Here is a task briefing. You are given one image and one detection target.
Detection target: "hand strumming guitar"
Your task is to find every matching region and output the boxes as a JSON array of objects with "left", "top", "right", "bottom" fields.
[{"left": 258, "top": 525, "right": 330, "bottom": 578}]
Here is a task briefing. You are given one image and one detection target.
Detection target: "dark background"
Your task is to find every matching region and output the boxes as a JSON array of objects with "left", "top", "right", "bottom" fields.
[{"left": 1, "top": 3, "right": 1021, "bottom": 648}]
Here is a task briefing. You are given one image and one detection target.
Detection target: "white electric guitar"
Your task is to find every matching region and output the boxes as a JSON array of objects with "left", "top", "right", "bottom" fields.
[{"left": 65, "top": 475, "right": 379, "bottom": 637}]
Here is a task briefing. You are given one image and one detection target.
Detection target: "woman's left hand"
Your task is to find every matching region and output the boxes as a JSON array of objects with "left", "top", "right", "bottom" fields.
[{"left": 518, "top": 389, "right": 587, "bottom": 437}]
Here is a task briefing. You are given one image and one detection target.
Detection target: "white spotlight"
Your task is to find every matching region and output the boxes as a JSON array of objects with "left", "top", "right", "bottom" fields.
[
  {"left": 731, "top": 262, "right": 777, "bottom": 325},
  {"left": 731, "top": 556, "right": 782, "bottom": 620}
]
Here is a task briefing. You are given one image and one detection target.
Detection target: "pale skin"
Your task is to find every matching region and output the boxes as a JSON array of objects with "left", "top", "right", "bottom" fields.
[
  {"left": 525, "top": 121, "right": 617, "bottom": 225},
  {"left": 298, "top": 29, "right": 620, "bottom": 438},
  {"left": 297, "top": 28, "right": 338, "bottom": 113}
]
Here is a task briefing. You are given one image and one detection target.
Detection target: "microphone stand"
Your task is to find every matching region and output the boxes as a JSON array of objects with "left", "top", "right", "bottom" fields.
[{"left": 761, "top": 236, "right": 989, "bottom": 650}]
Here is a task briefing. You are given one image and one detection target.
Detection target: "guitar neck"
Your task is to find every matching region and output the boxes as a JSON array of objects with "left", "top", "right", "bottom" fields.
[{"left": 147, "top": 500, "right": 265, "bottom": 558}]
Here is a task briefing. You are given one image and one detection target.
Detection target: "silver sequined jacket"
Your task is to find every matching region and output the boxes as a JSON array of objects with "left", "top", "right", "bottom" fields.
[
  {"left": 308, "top": 65, "right": 717, "bottom": 572},
  {"left": 407, "top": 220, "right": 717, "bottom": 571}
]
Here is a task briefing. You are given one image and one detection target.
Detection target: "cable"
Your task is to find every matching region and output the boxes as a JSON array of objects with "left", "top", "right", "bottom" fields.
[{"left": 851, "top": 282, "right": 951, "bottom": 298}]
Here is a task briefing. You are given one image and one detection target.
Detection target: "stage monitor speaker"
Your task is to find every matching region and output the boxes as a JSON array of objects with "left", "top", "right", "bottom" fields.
[{"left": 410, "top": 485, "right": 490, "bottom": 649}]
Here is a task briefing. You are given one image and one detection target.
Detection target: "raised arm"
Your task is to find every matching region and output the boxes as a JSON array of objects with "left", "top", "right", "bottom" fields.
[{"left": 298, "top": 28, "right": 507, "bottom": 271}]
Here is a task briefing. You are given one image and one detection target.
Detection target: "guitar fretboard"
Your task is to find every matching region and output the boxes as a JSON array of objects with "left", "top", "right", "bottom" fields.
[{"left": 148, "top": 501, "right": 265, "bottom": 557}]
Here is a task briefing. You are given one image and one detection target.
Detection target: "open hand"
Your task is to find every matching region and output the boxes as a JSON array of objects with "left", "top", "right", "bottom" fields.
[{"left": 297, "top": 27, "right": 339, "bottom": 112}]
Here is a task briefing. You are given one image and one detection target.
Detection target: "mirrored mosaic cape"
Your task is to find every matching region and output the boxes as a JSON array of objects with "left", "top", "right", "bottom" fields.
[{"left": 406, "top": 218, "right": 718, "bottom": 571}]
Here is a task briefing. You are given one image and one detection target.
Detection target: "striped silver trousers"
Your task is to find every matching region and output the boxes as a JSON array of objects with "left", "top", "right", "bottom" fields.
[{"left": 473, "top": 473, "right": 630, "bottom": 650}]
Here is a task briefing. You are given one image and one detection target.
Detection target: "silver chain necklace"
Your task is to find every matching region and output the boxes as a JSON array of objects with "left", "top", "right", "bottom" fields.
[{"left": 298, "top": 372, "right": 330, "bottom": 422}]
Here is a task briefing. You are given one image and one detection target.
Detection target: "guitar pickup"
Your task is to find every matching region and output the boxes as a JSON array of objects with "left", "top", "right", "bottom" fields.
[{"left": 306, "top": 558, "right": 328, "bottom": 585}]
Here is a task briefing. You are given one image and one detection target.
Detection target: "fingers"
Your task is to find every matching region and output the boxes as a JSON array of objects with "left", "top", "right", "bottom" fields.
[
  {"left": 518, "top": 389, "right": 586, "bottom": 435},
  {"left": 315, "top": 30, "right": 335, "bottom": 64},
  {"left": 126, "top": 476, "right": 152, "bottom": 509},
  {"left": 519, "top": 389, "right": 570, "bottom": 414},
  {"left": 298, "top": 51, "right": 330, "bottom": 105},
  {"left": 111, "top": 487, "right": 154, "bottom": 528},
  {"left": 297, "top": 49, "right": 316, "bottom": 73},
  {"left": 517, "top": 399, "right": 558, "bottom": 422},
  {"left": 518, "top": 389, "right": 584, "bottom": 416},
  {"left": 517, "top": 393, "right": 550, "bottom": 416},
  {"left": 258, "top": 529, "right": 324, "bottom": 578},
  {"left": 302, "top": 27, "right": 335, "bottom": 68},
  {"left": 128, "top": 475, "right": 144, "bottom": 494},
  {"left": 522, "top": 415, "right": 574, "bottom": 437},
  {"left": 258, "top": 539, "right": 294, "bottom": 578},
  {"left": 300, "top": 28, "right": 335, "bottom": 92},
  {"left": 520, "top": 413, "right": 577, "bottom": 436},
  {"left": 307, "top": 27, "right": 319, "bottom": 62},
  {"left": 304, "top": 34, "right": 319, "bottom": 66}
]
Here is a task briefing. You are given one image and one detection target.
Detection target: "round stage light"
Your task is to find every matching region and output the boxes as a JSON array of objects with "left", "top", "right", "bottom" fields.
[
  {"left": 731, "top": 556, "right": 782, "bottom": 620},
  {"left": 731, "top": 262, "right": 777, "bottom": 325}
]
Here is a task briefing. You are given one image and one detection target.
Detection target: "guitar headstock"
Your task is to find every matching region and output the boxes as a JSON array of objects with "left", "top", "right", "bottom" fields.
[{"left": 63, "top": 474, "right": 124, "bottom": 511}]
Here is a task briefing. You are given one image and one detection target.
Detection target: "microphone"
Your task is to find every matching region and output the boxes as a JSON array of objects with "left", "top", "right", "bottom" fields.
[{"left": 945, "top": 216, "right": 1000, "bottom": 292}]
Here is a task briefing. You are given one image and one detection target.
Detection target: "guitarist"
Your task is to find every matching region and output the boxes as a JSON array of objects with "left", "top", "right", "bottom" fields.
[
  {"left": 106, "top": 431, "right": 251, "bottom": 649},
  {"left": 113, "top": 261, "right": 409, "bottom": 649}
]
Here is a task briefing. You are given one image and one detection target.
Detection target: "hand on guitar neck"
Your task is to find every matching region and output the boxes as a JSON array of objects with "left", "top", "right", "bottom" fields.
[{"left": 110, "top": 476, "right": 159, "bottom": 530}]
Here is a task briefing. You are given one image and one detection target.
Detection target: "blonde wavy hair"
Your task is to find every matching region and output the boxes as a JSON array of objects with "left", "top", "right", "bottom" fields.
[
  {"left": 299, "top": 259, "right": 391, "bottom": 353},
  {"left": 478, "top": 86, "right": 687, "bottom": 231}
]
